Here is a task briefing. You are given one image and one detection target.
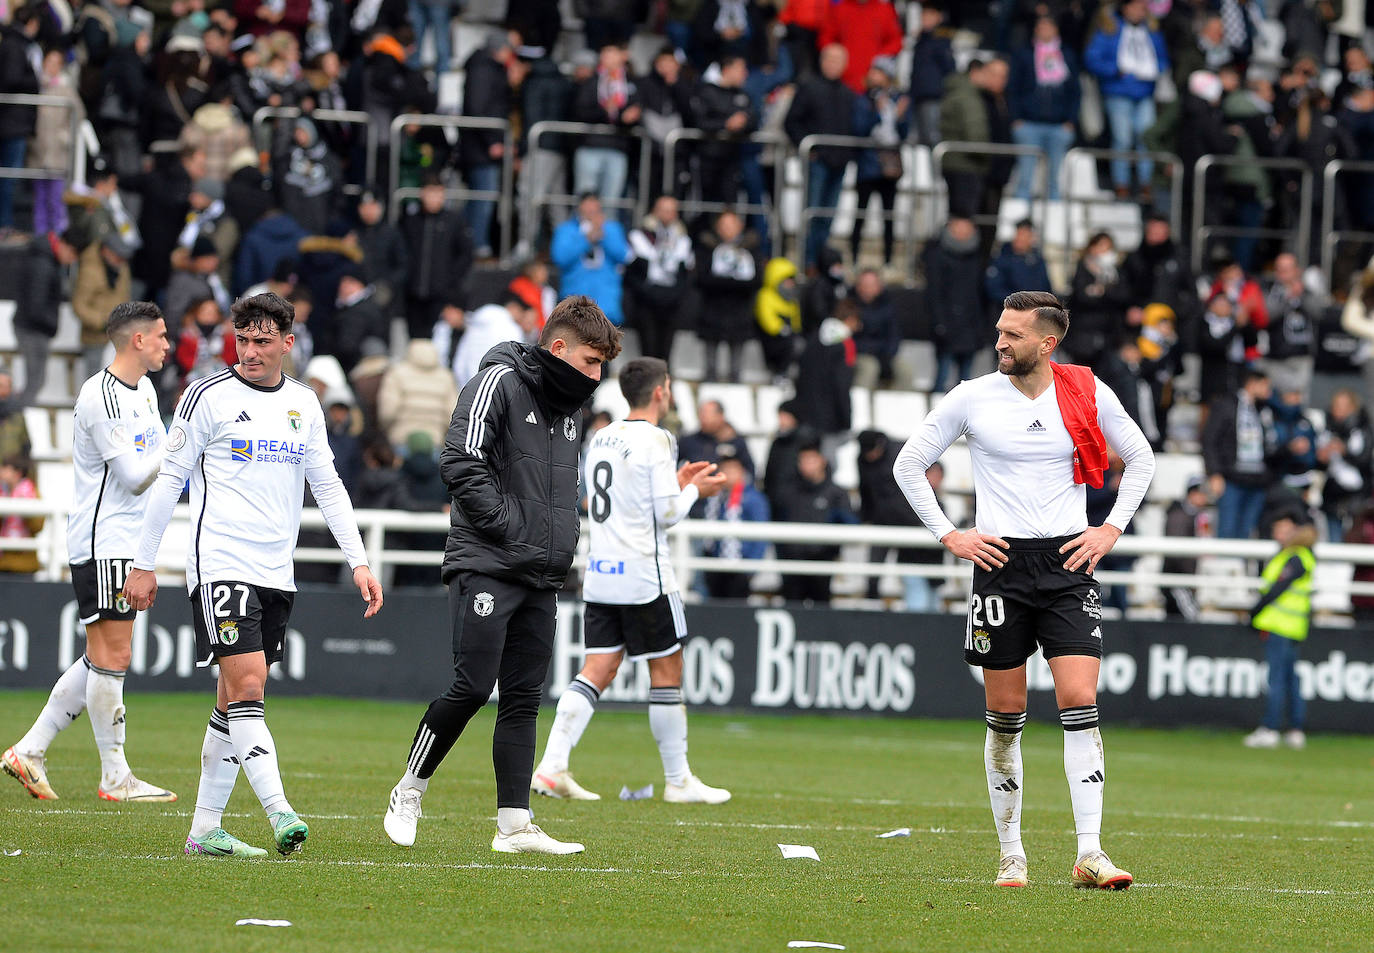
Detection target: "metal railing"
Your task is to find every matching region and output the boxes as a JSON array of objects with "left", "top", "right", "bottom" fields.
[
  {"left": 387, "top": 114, "right": 515, "bottom": 258},
  {"left": 1192, "top": 154, "right": 1313, "bottom": 272},
  {"left": 663, "top": 127, "right": 787, "bottom": 240},
  {"left": 0, "top": 94, "right": 83, "bottom": 182},
  {"left": 1319, "top": 159, "right": 1374, "bottom": 287},
  {"left": 2, "top": 496, "right": 1372, "bottom": 614},
  {"left": 929, "top": 140, "right": 1050, "bottom": 236},
  {"left": 252, "top": 106, "right": 377, "bottom": 196},
  {"left": 1059, "top": 147, "right": 1183, "bottom": 249},
  {"left": 523, "top": 120, "right": 652, "bottom": 228}
]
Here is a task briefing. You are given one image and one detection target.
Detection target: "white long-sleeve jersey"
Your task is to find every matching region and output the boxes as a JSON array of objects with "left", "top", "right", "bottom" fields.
[
  {"left": 67, "top": 370, "right": 167, "bottom": 563},
  {"left": 581, "top": 419, "right": 699, "bottom": 604},
  {"left": 893, "top": 372, "right": 1155, "bottom": 541},
  {"left": 134, "top": 367, "right": 367, "bottom": 592}
]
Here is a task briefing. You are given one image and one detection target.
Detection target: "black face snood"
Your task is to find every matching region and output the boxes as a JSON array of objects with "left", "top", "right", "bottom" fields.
[{"left": 531, "top": 346, "right": 601, "bottom": 417}]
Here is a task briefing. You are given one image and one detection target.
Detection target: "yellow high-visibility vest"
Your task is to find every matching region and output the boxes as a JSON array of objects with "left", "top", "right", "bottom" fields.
[{"left": 1252, "top": 545, "right": 1315, "bottom": 641}]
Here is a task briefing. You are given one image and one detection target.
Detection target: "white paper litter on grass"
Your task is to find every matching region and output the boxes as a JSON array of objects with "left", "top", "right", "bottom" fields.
[
  {"left": 877, "top": 828, "right": 911, "bottom": 839},
  {"left": 3, "top": 849, "right": 20, "bottom": 856},
  {"left": 235, "top": 919, "right": 293, "bottom": 928},
  {"left": 787, "top": 942, "right": 845, "bottom": 950},
  {"left": 777, "top": 844, "right": 820, "bottom": 860},
  {"left": 619, "top": 784, "right": 654, "bottom": 801}
]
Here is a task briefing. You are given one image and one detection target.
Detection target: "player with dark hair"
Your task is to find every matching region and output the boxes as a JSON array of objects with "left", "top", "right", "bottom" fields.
[
  {"left": 894, "top": 290, "right": 1155, "bottom": 889},
  {"left": 532, "top": 357, "right": 730, "bottom": 803},
  {"left": 5, "top": 302, "right": 177, "bottom": 803},
  {"left": 384, "top": 294, "right": 622, "bottom": 854},
  {"left": 124, "top": 292, "right": 384, "bottom": 858}
]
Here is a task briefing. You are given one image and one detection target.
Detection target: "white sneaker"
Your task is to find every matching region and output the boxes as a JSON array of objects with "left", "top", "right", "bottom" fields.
[
  {"left": 664, "top": 774, "right": 731, "bottom": 804},
  {"left": 1243, "top": 727, "right": 1280, "bottom": 749},
  {"left": 384, "top": 784, "right": 423, "bottom": 847},
  {"left": 491, "top": 823, "right": 584, "bottom": 855},
  {"left": 97, "top": 774, "right": 177, "bottom": 802},
  {"left": 531, "top": 768, "right": 601, "bottom": 800},
  {"left": 1284, "top": 729, "right": 1307, "bottom": 749}
]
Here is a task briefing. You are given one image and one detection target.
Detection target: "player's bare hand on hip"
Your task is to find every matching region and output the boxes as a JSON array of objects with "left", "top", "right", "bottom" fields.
[
  {"left": 941, "top": 530, "right": 1009, "bottom": 570},
  {"left": 123, "top": 568, "right": 158, "bottom": 611},
  {"left": 354, "top": 566, "right": 384, "bottom": 618},
  {"left": 1060, "top": 523, "right": 1123, "bottom": 573},
  {"left": 677, "top": 460, "right": 714, "bottom": 490}
]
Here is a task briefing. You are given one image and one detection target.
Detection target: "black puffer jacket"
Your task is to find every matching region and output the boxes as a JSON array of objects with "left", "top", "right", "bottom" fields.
[{"left": 440, "top": 342, "right": 587, "bottom": 589}]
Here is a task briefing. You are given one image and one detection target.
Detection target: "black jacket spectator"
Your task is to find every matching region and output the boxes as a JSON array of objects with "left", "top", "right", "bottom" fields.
[
  {"left": 801, "top": 246, "right": 846, "bottom": 336},
  {"left": 695, "top": 227, "right": 761, "bottom": 346},
  {"left": 692, "top": 74, "right": 759, "bottom": 164},
  {"left": 357, "top": 213, "right": 409, "bottom": 311},
  {"left": 359, "top": 33, "right": 436, "bottom": 132},
  {"left": 1067, "top": 248, "right": 1132, "bottom": 365},
  {"left": 854, "top": 281, "right": 900, "bottom": 380},
  {"left": 519, "top": 55, "right": 573, "bottom": 156},
  {"left": 1319, "top": 397, "right": 1374, "bottom": 529},
  {"left": 0, "top": 23, "right": 40, "bottom": 142},
  {"left": 795, "top": 312, "right": 858, "bottom": 437},
  {"left": 922, "top": 225, "right": 987, "bottom": 359},
  {"left": 274, "top": 120, "right": 342, "bottom": 235},
  {"left": 909, "top": 24, "right": 955, "bottom": 103},
  {"left": 1121, "top": 219, "right": 1198, "bottom": 332},
  {"left": 762, "top": 410, "right": 814, "bottom": 520},
  {"left": 127, "top": 155, "right": 196, "bottom": 300},
  {"left": 1203, "top": 387, "right": 1277, "bottom": 490},
  {"left": 401, "top": 203, "right": 474, "bottom": 331},
  {"left": 693, "top": 0, "right": 768, "bottom": 66},
  {"left": 334, "top": 284, "right": 389, "bottom": 373},
  {"left": 784, "top": 71, "right": 855, "bottom": 169},
  {"left": 460, "top": 43, "right": 511, "bottom": 173},
  {"left": 570, "top": 68, "right": 641, "bottom": 152}
]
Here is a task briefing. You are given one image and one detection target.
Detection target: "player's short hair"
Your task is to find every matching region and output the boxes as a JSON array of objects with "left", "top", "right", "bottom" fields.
[
  {"left": 106, "top": 300, "right": 164, "bottom": 347},
  {"left": 1003, "top": 290, "right": 1069, "bottom": 339},
  {"left": 231, "top": 292, "right": 295, "bottom": 336},
  {"left": 619, "top": 357, "right": 669, "bottom": 409},
  {"left": 540, "top": 295, "right": 623, "bottom": 360}
]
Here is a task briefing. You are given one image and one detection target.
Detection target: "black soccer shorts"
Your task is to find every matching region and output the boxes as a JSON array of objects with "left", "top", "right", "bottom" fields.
[
  {"left": 191, "top": 581, "right": 295, "bottom": 667},
  {"left": 583, "top": 592, "right": 688, "bottom": 661},
  {"left": 964, "top": 535, "right": 1104, "bottom": 670},
  {"left": 70, "top": 558, "right": 137, "bottom": 624}
]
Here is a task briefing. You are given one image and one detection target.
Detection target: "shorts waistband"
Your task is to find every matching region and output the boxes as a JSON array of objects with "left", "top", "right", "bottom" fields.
[{"left": 999, "top": 535, "right": 1079, "bottom": 552}]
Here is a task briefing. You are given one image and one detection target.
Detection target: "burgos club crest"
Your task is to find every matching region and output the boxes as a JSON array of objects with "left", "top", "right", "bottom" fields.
[
  {"left": 972, "top": 629, "right": 992, "bottom": 654},
  {"left": 563, "top": 418, "right": 577, "bottom": 441},
  {"left": 114, "top": 592, "right": 130, "bottom": 613},
  {"left": 218, "top": 620, "right": 240, "bottom": 645},
  {"left": 474, "top": 592, "right": 494, "bottom": 617},
  {"left": 287, "top": 409, "right": 302, "bottom": 432}
]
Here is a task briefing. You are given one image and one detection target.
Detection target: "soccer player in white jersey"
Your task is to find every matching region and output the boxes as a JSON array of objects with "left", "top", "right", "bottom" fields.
[
  {"left": 532, "top": 357, "right": 730, "bottom": 804},
  {"left": 893, "top": 291, "right": 1155, "bottom": 890},
  {"left": 124, "top": 292, "right": 384, "bottom": 859},
  {"left": 4, "top": 302, "right": 178, "bottom": 803}
]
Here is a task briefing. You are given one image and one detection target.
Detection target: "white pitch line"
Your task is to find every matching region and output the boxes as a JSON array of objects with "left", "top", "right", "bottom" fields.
[{"left": 933, "top": 876, "right": 1357, "bottom": 897}]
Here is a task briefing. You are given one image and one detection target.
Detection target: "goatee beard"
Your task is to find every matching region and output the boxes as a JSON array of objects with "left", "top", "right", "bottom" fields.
[{"left": 998, "top": 354, "right": 1038, "bottom": 377}]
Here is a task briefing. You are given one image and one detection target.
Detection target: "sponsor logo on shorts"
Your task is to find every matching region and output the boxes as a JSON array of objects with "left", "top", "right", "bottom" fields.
[
  {"left": 287, "top": 409, "right": 302, "bottom": 432},
  {"left": 972, "top": 628, "right": 992, "bottom": 655},
  {"left": 563, "top": 418, "right": 577, "bottom": 441},
  {"left": 1081, "top": 590, "right": 1103, "bottom": 621},
  {"left": 474, "top": 592, "right": 494, "bottom": 617},
  {"left": 218, "top": 620, "right": 240, "bottom": 645},
  {"left": 167, "top": 425, "right": 187, "bottom": 452},
  {"left": 230, "top": 439, "right": 253, "bottom": 461}
]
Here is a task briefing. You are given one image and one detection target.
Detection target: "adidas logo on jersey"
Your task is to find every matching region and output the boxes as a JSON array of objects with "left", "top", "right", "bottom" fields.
[
  {"left": 525, "top": 412, "right": 537, "bottom": 424},
  {"left": 235, "top": 411, "right": 252, "bottom": 422},
  {"left": 1026, "top": 419, "right": 1046, "bottom": 432}
]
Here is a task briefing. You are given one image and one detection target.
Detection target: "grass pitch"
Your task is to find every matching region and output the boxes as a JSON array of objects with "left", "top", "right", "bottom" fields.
[{"left": 2, "top": 691, "right": 1372, "bottom": 953}]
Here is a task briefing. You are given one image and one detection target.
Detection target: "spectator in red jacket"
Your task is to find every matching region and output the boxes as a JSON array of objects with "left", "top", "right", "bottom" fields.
[
  {"left": 1209, "top": 257, "right": 1269, "bottom": 362},
  {"left": 818, "top": 0, "right": 902, "bottom": 93},
  {"left": 234, "top": 0, "right": 310, "bottom": 38}
]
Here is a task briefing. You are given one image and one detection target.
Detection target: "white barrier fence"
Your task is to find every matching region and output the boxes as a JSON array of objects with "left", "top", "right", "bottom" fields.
[{"left": 3, "top": 499, "right": 1374, "bottom": 618}]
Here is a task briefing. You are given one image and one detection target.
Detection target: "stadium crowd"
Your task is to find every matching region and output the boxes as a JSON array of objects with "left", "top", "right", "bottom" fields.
[{"left": 1, "top": 0, "right": 1374, "bottom": 609}]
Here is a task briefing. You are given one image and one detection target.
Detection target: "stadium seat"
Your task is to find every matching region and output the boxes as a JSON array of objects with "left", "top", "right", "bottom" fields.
[
  {"left": 33, "top": 356, "right": 75, "bottom": 406},
  {"left": 1196, "top": 556, "right": 1252, "bottom": 610},
  {"left": 669, "top": 331, "right": 707, "bottom": 381},
  {"left": 1312, "top": 560, "right": 1355, "bottom": 615},
  {"left": 0, "top": 299, "right": 16, "bottom": 351},
  {"left": 1149, "top": 452, "right": 1203, "bottom": 503},
  {"left": 592, "top": 380, "right": 629, "bottom": 421},
  {"left": 738, "top": 339, "right": 771, "bottom": 385},
  {"left": 698, "top": 382, "right": 758, "bottom": 435},
  {"left": 35, "top": 460, "right": 73, "bottom": 511},
  {"left": 849, "top": 387, "right": 872, "bottom": 432},
  {"left": 899, "top": 340, "right": 937, "bottom": 391},
  {"left": 52, "top": 304, "right": 81, "bottom": 354},
  {"left": 745, "top": 435, "right": 771, "bottom": 473},
  {"left": 832, "top": 437, "right": 858, "bottom": 490},
  {"left": 672, "top": 379, "right": 698, "bottom": 431},
  {"left": 755, "top": 383, "right": 788, "bottom": 433},
  {"left": 23, "top": 407, "right": 54, "bottom": 461},
  {"left": 871, "top": 390, "right": 929, "bottom": 440},
  {"left": 53, "top": 409, "right": 73, "bottom": 455}
]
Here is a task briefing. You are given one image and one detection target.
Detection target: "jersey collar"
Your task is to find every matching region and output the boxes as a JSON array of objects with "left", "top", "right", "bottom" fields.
[{"left": 230, "top": 365, "right": 286, "bottom": 392}]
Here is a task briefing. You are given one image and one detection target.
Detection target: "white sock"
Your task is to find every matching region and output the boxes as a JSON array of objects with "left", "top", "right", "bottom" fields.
[
  {"left": 649, "top": 687, "right": 689, "bottom": 785},
  {"left": 539, "top": 677, "right": 599, "bottom": 774},
  {"left": 86, "top": 663, "right": 131, "bottom": 789},
  {"left": 226, "top": 700, "right": 291, "bottom": 817},
  {"left": 398, "top": 767, "right": 428, "bottom": 794},
  {"left": 1061, "top": 706, "right": 1105, "bottom": 858},
  {"left": 497, "top": 807, "right": 531, "bottom": 834},
  {"left": 16, "top": 656, "right": 90, "bottom": 755},
  {"left": 984, "top": 711, "right": 1027, "bottom": 859},
  {"left": 191, "top": 708, "right": 239, "bottom": 838}
]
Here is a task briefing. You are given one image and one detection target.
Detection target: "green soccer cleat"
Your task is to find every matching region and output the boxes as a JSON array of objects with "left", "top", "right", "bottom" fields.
[
  {"left": 184, "top": 828, "right": 268, "bottom": 858},
  {"left": 269, "top": 811, "right": 308, "bottom": 856}
]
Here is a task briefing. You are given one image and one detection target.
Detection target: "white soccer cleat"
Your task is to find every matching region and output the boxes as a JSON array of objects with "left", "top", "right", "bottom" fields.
[
  {"left": 995, "top": 854, "right": 1028, "bottom": 887},
  {"left": 3, "top": 747, "right": 57, "bottom": 800},
  {"left": 663, "top": 774, "right": 731, "bottom": 804},
  {"left": 97, "top": 774, "right": 177, "bottom": 803},
  {"left": 1243, "top": 727, "right": 1280, "bottom": 749},
  {"left": 1284, "top": 729, "right": 1307, "bottom": 749},
  {"left": 384, "top": 784, "right": 423, "bottom": 847},
  {"left": 531, "top": 768, "right": 601, "bottom": 801},
  {"left": 1071, "top": 850, "right": 1133, "bottom": 890},
  {"left": 491, "top": 823, "right": 584, "bottom": 855}
]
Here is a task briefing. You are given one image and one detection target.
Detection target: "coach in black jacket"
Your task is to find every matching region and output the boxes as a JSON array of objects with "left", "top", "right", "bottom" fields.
[{"left": 386, "top": 296, "right": 622, "bottom": 855}]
